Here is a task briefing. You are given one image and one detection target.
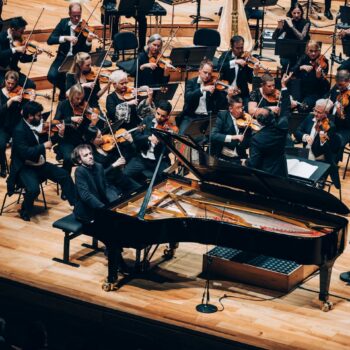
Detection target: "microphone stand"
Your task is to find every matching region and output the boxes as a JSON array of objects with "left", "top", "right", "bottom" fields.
[{"left": 190, "top": 0, "right": 213, "bottom": 31}]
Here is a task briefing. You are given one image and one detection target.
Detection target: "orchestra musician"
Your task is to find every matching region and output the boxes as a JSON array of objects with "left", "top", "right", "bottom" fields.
[
  {"left": 72, "top": 143, "right": 130, "bottom": 274},
  {"left": 217, "top": 35, "right": 260, "bottom": 108},
  {"left": 330, "top": 70, "right": 350, "bottom": 160},
  {"left": 82, "top": 125, "right": 141, "bottom": 193},
  {"left": 138, "top": 34, "right": 170, "bottom": 87},
  {"left": 248, "top": 74, "right": 281, "bottom": 116},
  {"left": 295, "top": 98, "right": 341, "bottom": 188},
  {"left": 66, "top": 52, "right": 111, "bottom": 108},
  {"left": 102, "top": 0, "right": 147, "bottom": 51},
  {"left": 273, "top": 3, "right": 310, "bottom": 72},
  {"left": 0, "top": 71, "right": 31, "bottom": 178},
  {"left": 123, "top": 100, "right": 174, "bottom": 181},
  {"left": 47, "top": 2, "right": 93, "bottom": 101},
  {"left": 211, "top": 96, "right": 252, "bottom": 163},
  {"left": 290, "top": 0, "right": 333, "bottom": 20},
  {"left": 245, "top": 73, "right": 293, "bottom": 177},
  {"left": 291, "top": 40, "right": 330, "bottom": 112},
  {"left": 0, "top": 17, "right": 39, "bottom": 89},
  {"left": 7, "top": 101, "right": 76, "bottom": 221},
  {"left": 179, "top": 59, "right": 225, "bottom": 135},
  {"left": 54, "top": 84, "right": 96, "bottom": 174}
]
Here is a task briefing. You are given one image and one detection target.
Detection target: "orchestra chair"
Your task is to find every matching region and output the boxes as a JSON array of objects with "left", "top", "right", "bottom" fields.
[
  {"left": 193, "top": 28, "right": 221, "bottom": 67},
  {"left": 52, "top": 213, "right": 103, "bottom": 268},
  {"left": 0, "top": 181, "right": 47, "bottom": 216},
  {"left": 245, "top": 7, "right": 264, "bottom": 50},
  {"left": 342, "top": 144, "right": 350, "bottom": 179},
  {"left": 112, "top": 31, "right": 138, "bottom": 75}
]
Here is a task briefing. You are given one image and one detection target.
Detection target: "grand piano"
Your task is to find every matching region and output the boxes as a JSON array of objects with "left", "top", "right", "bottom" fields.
[{"left": 92, "top": 130, "right": 349, "bottom": 311}]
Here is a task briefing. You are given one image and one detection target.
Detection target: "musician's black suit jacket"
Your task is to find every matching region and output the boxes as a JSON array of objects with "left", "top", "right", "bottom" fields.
[
  {"left": 182, "top": 77, "right": 223, "bottom": 117},
  {"left": 211, "top": 110, "right": 251, "bottom": 159},
  {"left": 7, "top": 119, "right": 46, "bottom": 193},
  {"left": 74, "top": 163, "right": 120, "bottom": 223},
  {"left": 47, "top": 18, "right": 91, "bottom": 64},
  {"left": 217, "top": 51, "right": 253, "bottom": 98},
  {"left": 0, "top": 31, "right": 34, "bottom": 70},
  {"left": 246, "top": 89, "right": 291, "bottom": 177}
]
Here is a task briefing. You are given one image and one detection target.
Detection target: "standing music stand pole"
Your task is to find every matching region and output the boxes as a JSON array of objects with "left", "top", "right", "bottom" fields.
[{"left": 190, "top": 0, "right": 214, "bottom": 31}]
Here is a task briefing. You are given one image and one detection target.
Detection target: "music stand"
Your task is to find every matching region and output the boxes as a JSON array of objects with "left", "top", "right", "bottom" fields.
[
  {"left": 245, "top": 0, "right": 277, "bottom": 62},
  {"left": 58, "top": 51, "right": 107, "bottom": 73},
  {"left": 151, "top": 83, "right": 179, "bottom": 105},
  {"left": 118, "top": 0, "right": 154, "bottom": 15},
  {"left": 190, "top": 0, "right": 214, "bottom": 31},
  {"left": 183, "top": 116, "right": 216, "bottom": 140},
  {"left": 275, "top": 39, "right": 307, "bottom": 59}
]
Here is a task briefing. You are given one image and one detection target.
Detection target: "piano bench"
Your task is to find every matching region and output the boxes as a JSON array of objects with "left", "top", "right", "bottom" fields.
[{"left": 52, "top": 214, "right": 103, "bottom": 268}]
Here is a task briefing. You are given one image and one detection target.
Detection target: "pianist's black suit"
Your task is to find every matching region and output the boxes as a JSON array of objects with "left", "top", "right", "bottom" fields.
[
  {"left": 246, "top": 89, "right": 291, "bottom": 177},
  {"left": 0, "top": 31, "right": 36, "bottom": 88},
  {"left": 7, "top": 120, "right": 75, "bottom": 214},
  {"left": 47, "top": 18, "right": 91, "bottom": 98},
  {"left": 211, "top": 110, "right": 251, "bottom": 161}
]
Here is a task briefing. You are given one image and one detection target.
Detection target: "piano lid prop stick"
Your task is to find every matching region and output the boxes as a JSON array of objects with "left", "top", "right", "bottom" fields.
[{"left": 168, "top": 193, "right": 188, "bottom": 217}]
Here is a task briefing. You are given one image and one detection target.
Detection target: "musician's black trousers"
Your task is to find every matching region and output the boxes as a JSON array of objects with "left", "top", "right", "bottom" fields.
[
  {"left": 18, "top": 162, "right": 76, "bottom": 214},
  {"left": 47, "top": 57, "right": 66, "bottom": 99},
  {"left": 0, "top": 128, "right": 10, "bottom": 171},
  {"left": 0, "top": 71, "right": 36, "bottom": 89},
  {"left": 291, "top": 0, "right": 331, "bottom": 11},
  {"left": 57, "top": 142, "right": 77, "bottom": 174}
]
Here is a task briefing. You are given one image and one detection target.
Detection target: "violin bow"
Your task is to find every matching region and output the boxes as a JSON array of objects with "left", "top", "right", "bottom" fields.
[
  {"left": 155, "top": 26, "right": 179, "bottom": 66},
  {"left": 104, "top": 112, "right": 123, "bottom": 158},
  {"left": 23, "top": 8, "right": 44, "bottom": 51}
]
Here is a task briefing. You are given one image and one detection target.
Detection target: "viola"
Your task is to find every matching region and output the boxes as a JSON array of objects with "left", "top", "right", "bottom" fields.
[
  {"left": 8, "top": 86, "right": 51, "bottom": 100},
  {"left": 236, "top": 113, "right": 261, "bottom": 132},
  {"left": 13, "top": 37, "right": 54, "bottom": 57},
  {"left": 74, "top": 19, "right": 103, "bottom": 44}
]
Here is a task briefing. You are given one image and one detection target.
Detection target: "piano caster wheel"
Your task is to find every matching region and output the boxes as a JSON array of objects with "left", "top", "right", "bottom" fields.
[
  {"left": 163, "top": 248, "right": 175, "bottom": 260},
  {"left": 321, "top": 300, "right": 333, "bottom": 312},
  {"left": 102, "top": 279, "right": 118, "bottom": 292}
]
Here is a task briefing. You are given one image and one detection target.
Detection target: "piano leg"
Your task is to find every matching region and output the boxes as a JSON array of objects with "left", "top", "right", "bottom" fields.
[
  {"left": 319, "top": 259, "right": 335, "bottom": 312},
  {"left": 102, "top": 244, "right": 119, "bottom": 292}
]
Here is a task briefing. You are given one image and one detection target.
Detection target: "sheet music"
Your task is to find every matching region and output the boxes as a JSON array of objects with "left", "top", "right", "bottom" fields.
[{"left": 287, "top": 159, "right": 318, "bottom": 179}]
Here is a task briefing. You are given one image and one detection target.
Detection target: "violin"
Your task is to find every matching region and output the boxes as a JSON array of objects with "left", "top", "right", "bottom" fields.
[
  {"left": 236, "top": 113, "right": 261, "bottom": 132},
  {"left": 149, "top": 54, "right": 178, "bottom": 71},
  {"left": 74, "top": 19, "right": 103, "bottom": 44},
  {"left": 156, "top": 121, "right": 179, "bottom": 134},
  {"left": 84, "top": 67, "right": 112, "bottom": 84},
  {"left": 311, "top": 54, "right": 327, "bottom": 71},
  {"left": 336, "top": 90, "right": 350, "bottom": 119},
  {"left": 241, "top": 52, "right": 269, "bottom": 72},
  {"left": 8, "top": 86, "right": 51, "bottom": 100},
  {"left": 316, "top": 116, "right": 330, "bottom": 133},
  {"left": 40, "top": 120, "right": 62, "bottom": 137},
  {"left": 263, "top": 89, "right": 280, "bottom": 104},
  {"left": 13, "top": 37, "right": 54, "bottom": 57}
]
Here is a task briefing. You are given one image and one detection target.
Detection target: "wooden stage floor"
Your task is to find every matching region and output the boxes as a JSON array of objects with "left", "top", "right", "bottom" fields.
[{"left": 1, "top": 1, "right": 350, "bottom": 349}]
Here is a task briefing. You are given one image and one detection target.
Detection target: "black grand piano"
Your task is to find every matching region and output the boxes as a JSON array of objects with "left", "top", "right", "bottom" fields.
[{"left": 91, "top": 130, "right": 349, "bottom": 311}]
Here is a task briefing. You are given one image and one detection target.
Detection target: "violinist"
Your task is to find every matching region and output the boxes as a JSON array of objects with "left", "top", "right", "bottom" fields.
[
  {"left": 47, "top": 2, "right": 93, "bottom": 101},
  {"left": 245, "top": 73, "right": 293, "bottom": 177},
  {"left": 66, "top": 52, "right": 110, "bottom": 108},
  {"left": 124, "top": 100, "right": 173, "bottom": 182},
  {"left": 218, "top": 35, "right": 260, "bottom": 108},
  {"left": 272, "top": 3, "right": 310, "bottom": 72},
  {"left": 211, "top": 96, "right": 252, "bottom": 163},
  {"left": 179, "top": 59, "right": 224, "bottom": 135},
  {"left": 291, "top": 40, "right": 330, "bottom": 112},
  {"left": 7, "top": 101, "right": 76, "bottom": 221},
  {"left": 0, "top": 17, "right": 38, "bottom": 89},
  {"left": 54, "top": 84, "right": 94, "bottom": 173},
  {"left": 248, "top": 74, "right": 281, "bottom": 115},
  {"left": 138, "top": 34, "right": 170, "bottom": 87},
  {"left": 82, "top": 126, "right": 140, "bottom": 193}
]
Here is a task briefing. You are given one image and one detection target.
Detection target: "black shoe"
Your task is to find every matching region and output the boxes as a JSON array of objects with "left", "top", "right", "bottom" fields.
[
  {"left": 340, "top": 271, "right": 350, "bottom": 283},
  {"left": 19, "top": 209, "right": 30, "bottom": 222},
  {"left": 324, "top": 10, "right": 333, "bottom": 20}
]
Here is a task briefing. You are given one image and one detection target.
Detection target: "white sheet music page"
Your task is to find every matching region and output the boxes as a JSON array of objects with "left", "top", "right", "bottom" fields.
[{"left": 287, "top": 159, "right": 318, "bottom": 179}]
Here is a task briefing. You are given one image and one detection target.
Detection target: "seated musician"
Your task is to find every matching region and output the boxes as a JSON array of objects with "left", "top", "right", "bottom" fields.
[
  {"left": 102, "top": 0, "right": 147, "bottom": 51},
  {"left": 217, "top": 35, "right": 259, "bottom": 108},
  {"left": 47, "top": 2, "right": 94, "bottom": 101},
  {"left": 295, "top": 98, "right": 341, "bottom": 188},
  {"left": 123, "top": 100, "right": 175, "bottom": 181},
  {"left": 272, "top": 3, "right": 310, "bottom": 72},
  {"left": 337, "top": 29, "right": 350, "bottom": 72},
  {"left": 179, "top": 59, "right": 224, "bottom": 135},
  {"left": 330, "top": 70, "right": 350, "bottom": 161},
  {"left": 83, "top": 126, "right": 141, "bottom": 193},
  {"left": 7, "top": 101, "right": 76, "bottom": 221},
  {"left": 248, "top": 74, "right": 281, "bottom": 116},
  {"left": 0, "top": 71, "right": 31, "bottom": 178},
  {"left": 211, "top": 96, "right": 251, "bottom": 163},
  {"left": 0, "top": 17, "right": 39, "bottom": 89},
  {"left": 72, "top": 143, "right": 129, "bottom": 273},
  {"left": 245, "top": 73, "right": 293, "bottom": 177},
  {"left": 54, "top": 84, "right": 96, "bottom": 173},
  {"left": 290, "top": 0, "right": 333, "bottom": 20},
  {"left": 66, "top": 52, "right": 111, "bottom": 108},
  {"left": 106, "top": 70, "right": 155, "bottom": 127},
  {"left": 138, "top": 34, "right": 170, "bottom": 87},
  {"left": 291, "top": 40, "right": 330, "bottom": 112}
]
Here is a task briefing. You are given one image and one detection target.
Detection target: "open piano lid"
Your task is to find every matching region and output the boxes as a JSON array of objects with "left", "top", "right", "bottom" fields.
[{"left": 153, "top": 129, "right": 349, "bottom": 215}]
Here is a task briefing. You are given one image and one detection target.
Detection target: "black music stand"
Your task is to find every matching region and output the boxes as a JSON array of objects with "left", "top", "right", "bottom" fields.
[
  {"left": 246, "top": 0, "right": 277, "bottom": 62},
  {"left": 183, "top": 116, "right": 217, "bottom": 147},
  {"left": 275, "top": 40, "right": 307, "bottom": 59},
  {"left": 151, "top": 83, "right": 179, "bottom": 105},
  {"left": 58, "top": 51, "right": 107, "bottom": 73},
  {"left": 190, "top": 0, "right": 214, "bottom": 31}
]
